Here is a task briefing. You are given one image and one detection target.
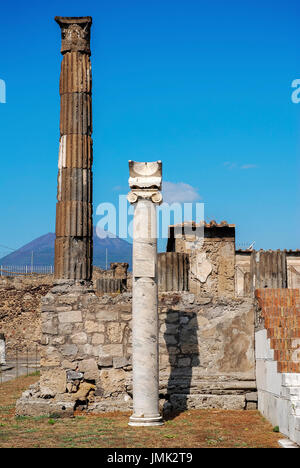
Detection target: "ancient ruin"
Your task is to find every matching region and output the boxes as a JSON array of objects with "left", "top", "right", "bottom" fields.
[
  {"left": 127, "top": 161, "right": 163, "bottom": 426},
  {"left": 10, "top": 14, "right": 300, "bottom": 447},
  {"left": 54, "top": 16, "right": 93, "bottom": 281},
  {"left": 0, "top": 334, "right": 5, "bottom": 365}
]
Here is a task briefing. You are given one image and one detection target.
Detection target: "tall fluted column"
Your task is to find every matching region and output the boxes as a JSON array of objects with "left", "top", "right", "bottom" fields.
[
  {"left": 127, "top": 161, "right": 163, "bottom": 427},
  {"left": 54, "top": 17, "right": 93, "bottom": 280}
]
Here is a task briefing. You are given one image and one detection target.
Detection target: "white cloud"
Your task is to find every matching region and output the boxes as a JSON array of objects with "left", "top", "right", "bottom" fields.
[
  {"left": 224, "top": 162, "right": 258, "bottom": 170},
  {"left": 240, "top": 164, "right": 258, "bottom": 170},
  {"left": 223, "top": 162, "right": 237, "bottom": 169},
  {"left": 162, "top": 181, "right": 202, "bottom": 204}
]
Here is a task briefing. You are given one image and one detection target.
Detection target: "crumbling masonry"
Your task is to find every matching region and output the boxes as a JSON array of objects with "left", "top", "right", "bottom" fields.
[
  {"left": 15, "top": 15, "right": 257, "bottom": 417},
  {"left": 54, "top": 16, "right": 93, "bottom": 281},
  {"left": 15, "top": 17, "right": 300, "bottom": 440}
]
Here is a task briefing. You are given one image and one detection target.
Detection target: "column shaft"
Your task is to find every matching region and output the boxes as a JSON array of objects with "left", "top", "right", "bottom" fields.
[
  {"left": 129, "top": 200, "right": 161, "bottom": 424},
  {"left": 127, "top": 160, "right": 163, "bottom": 427},
  {"left": 54, "top": 17, "right": 93, "bottom": 281}
]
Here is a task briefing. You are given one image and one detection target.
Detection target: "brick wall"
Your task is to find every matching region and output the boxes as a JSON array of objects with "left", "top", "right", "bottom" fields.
[
  {"left": 255, "top": 288, "right": 300, "bottom": 445},
  {"left": 256, "top": 289, "right": 300, "bottom": 373}
]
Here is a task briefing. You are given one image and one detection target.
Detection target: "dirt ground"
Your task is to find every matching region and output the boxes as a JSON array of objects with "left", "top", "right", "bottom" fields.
[{"left": 0, "top": 374, "right": 284, "bottom": 448}]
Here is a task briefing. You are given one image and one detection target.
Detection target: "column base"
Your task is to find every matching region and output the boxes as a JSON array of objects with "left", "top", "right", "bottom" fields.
[{"left": 128, "top": 414, "right": 164, "bottom": 427}]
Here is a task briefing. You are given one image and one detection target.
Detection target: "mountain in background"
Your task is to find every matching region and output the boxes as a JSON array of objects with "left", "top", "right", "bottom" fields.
[{"left": 0, "top": 229, "right": 133, "bottom": 270}]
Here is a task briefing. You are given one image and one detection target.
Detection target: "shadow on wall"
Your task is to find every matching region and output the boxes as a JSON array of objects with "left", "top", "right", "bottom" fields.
[{"left": 163, "top": 310, "right": 199, "bottom": 418}]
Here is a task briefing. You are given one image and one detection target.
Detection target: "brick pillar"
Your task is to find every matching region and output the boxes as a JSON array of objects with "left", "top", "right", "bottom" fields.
[{"left": 54, "top": 17, "right": 93, "bottom": 280}]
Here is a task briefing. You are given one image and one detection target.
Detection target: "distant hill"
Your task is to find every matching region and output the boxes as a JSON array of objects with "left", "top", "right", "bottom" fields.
[{"left": 0, "top": 229, "right": 133, "bottom": 270}]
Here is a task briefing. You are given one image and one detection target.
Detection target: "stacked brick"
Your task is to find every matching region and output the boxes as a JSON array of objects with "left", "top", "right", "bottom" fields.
[
  {"left": 256, "top": 289, "right": 300, "bottom": 373},
  {"left": 54, "top": 17, "right": 93, "bottom": 280}
]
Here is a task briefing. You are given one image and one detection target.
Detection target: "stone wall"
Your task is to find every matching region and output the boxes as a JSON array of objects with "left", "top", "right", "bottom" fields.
[
  {"left": 167, "top": 222, "right": 236, "bottom": 299},
  {"left": 235, "top": 250, "right": 300, "bottom": 297},
  {"left": 0, "top": 274, "right": 53, "bottom": 355},
  {"left": 16, "top": 286, "right": 256, "bottom": 416},
  {"left": 0, "top": 268, "right": 115, "bottom": 354}
]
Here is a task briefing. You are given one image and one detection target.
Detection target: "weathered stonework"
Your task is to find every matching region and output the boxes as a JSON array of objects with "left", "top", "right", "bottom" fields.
[
  {"left": 127, "top": 161, "right": 163, "bottom": 426},
  {"left": 55, "top": 16, "right": 92, "bottom": 55},
  {"left": 16, "top": 291, "right": 256, "bottom": 417},
  {"left": 235, "top": 249, "right": 300, "bottom": 296},
  {"left": 167, "top": 222, "right": 236, "bottom": 299},
  {"left": 54, "top": 16, "right": 93, "bottom": 281}
]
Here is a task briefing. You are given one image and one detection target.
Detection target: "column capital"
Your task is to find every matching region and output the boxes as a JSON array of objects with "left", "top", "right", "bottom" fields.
[
  {"left": 55, "top": 16, "right": 92, "bottom": 55},
  {"left": 127, "top": 160, "right": 163, "bottom": 205}
]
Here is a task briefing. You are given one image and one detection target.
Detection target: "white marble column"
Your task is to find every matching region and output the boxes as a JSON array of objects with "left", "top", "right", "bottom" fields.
[
  {"left": 127, "top": 161, "right": 163, "bottom": 427},
  {"left": 0, "top": 334, "right": 6, "bottom": 365}
]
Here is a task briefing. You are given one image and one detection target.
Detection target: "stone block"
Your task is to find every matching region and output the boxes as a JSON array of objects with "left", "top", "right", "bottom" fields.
[
  {"left": 69, "top": 382, "right": 96, "bottom": 401},
  {"left": 58, "top": 323, "right": 74, "bottom": 335},
  {"left": 106, "top": 323, "right": 126, "bottom": 343},
  {"left": 85, "top": 321, "right": 104, "bottom": 333},
  {"left": 40, "top": 336, "right": 49, "bottom": 346},
  {"left": 78, "top": 344, "right": 94, "bottom": 356},
  {"left": 181, "top": 343, "right": 199, "bottom": 354},
  {"left": 91, "top": 333, "right": 105, "bottom": 345},
  {"left": 58, "top": 310, "right": 82, "bottom": 323},
  {"left": 96, "top": 344, "right": 123, "bottom": 357},
  {"left": 246, "top": 402, "right": 257, "bottom": 410},
  {"left": 42, "top": 320, "right": 58, "bottom": 336},
  {"left": 61, "top": 360, "right": 78, "bottom": 370},
  {"left": 98, "top": 356, "right": 113, "bottom": 367},
  {"left": 57, "top": 296, "right": 78, "bottom": 305},
  {"left": 78, "top": 359, "right": 99, "bottom": 380},
  {"left": 67, "top": 370, "right": 84, "bottom": 381},
  {"left": 96, "top": 310, "right": 118, "bottom": 321},
  {"left": 71, "top": 332, "right": 87, "bottom": 345},
  {"left": 166, "top": 346, "right": 180, "bottom": 355},
  {"left": 113, "top": 357, "right": 131, "bottom": 368},
  {"left": 40, "top": 368, "right": 66, "bottom": 397},
  {"left": 160, "top": 323, "right": 178, "bottom": 334},
  {"left": 246, "top": 392, "right": 258, "bottom": 402},
  {"left": 169, "top": 393, "right": 246, "bottom": 411},
  {"left": 99, "top": 368, "right": 126, "bottom": 396},
  {"left": 40, "top": 346, "right": 61, "bottom": 368},
  {"left": 178, "top": 357, "right": 191, "bottom": 367},
  {"left": 164, "top": 335, "right": 178, "bottom": 345},
  {"left": 51, "top": 336, "right": 66, "bottom": 346},
  {"left": 61, "top": 344, "right": 78, "bottom": 357},
  {"left": 16, "top": 399, "right": 75, "bottom": 418},
  {"left": 56, "top": 306, "right": 73, "bottom": 312},
  {"left": 165, "top": 312, "right": 179, "bottom": 323}
]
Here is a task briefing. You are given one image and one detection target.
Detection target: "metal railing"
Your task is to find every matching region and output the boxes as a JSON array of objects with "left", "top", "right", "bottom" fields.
[
  {"left": 0, "top": 265, "right": 54, "bottom": 277},
  {"left": 0, "top": 345, "right": 40, "bottom": 384}
]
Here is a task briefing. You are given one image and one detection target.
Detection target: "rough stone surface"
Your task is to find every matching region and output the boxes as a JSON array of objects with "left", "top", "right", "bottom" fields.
[
  {"left": 167, "top": 223, "right": 235, "bottom": 299},
  {"left": 54, "top": 16, "right": 93, "bottom": 281},
  {"left": 40, "top": 368, "right": 66, "bottom": 397},
  {"left": 16, "top": 288, "right": 256, "bottom": 416}
]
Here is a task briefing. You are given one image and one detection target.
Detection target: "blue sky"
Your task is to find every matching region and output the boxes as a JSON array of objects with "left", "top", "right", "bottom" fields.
[{"left": 0, "top": 0, "right": 299, "bottom": 257}]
